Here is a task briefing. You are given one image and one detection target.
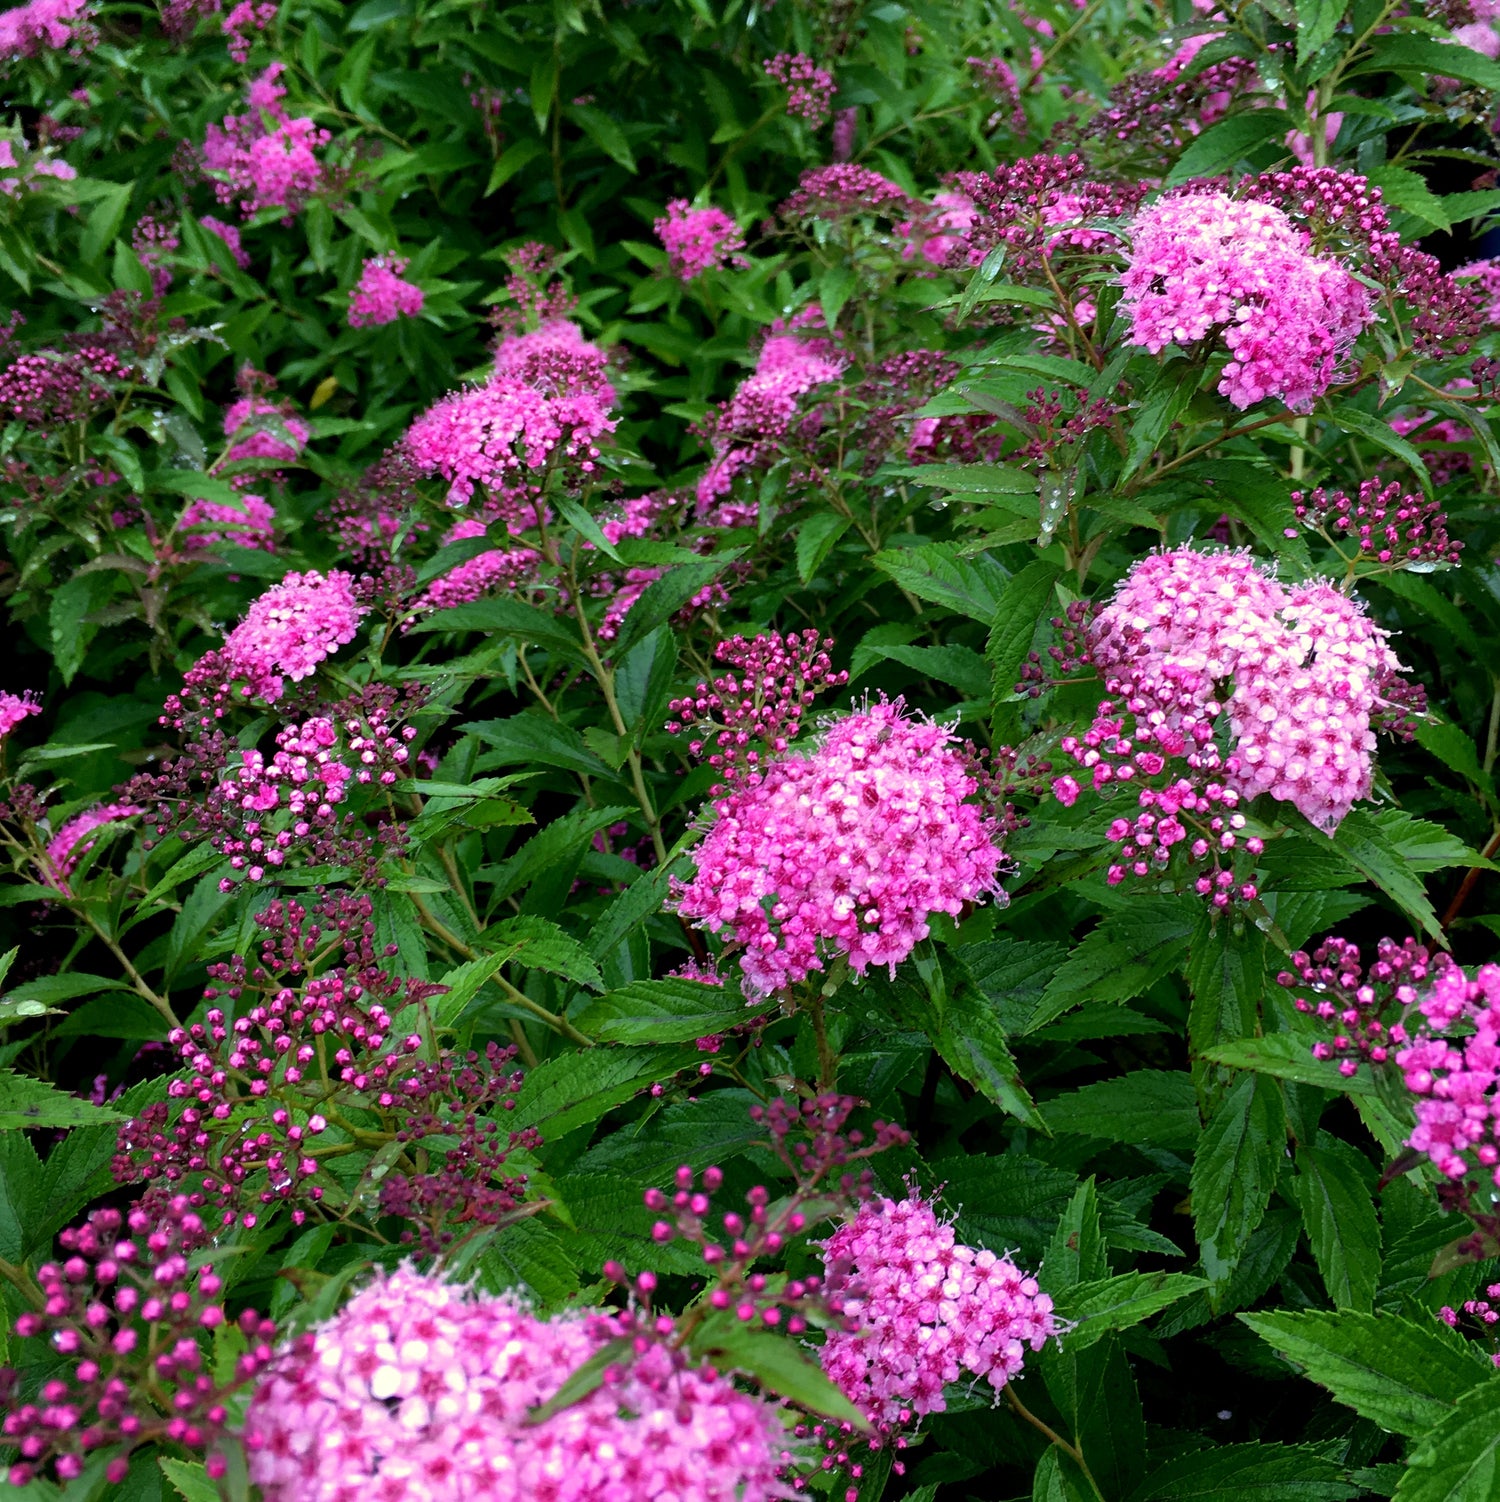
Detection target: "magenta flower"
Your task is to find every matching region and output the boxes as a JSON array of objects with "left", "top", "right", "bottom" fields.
[
  {"left": 821, "top": 1191, "right": 1056, "bottom": 1424},
  {"left": 221, "top": 569, "right": 366, "bottom": 702},
  {"left": 764, "top": 51, "right": 836, "bottom": 126},
  {"left": 673, "top": 695, "right": 1007, "bottom": 996},
  {"left": 179, "top": 491, "right": 275, "bottom": 553},
  {"left": 0, "top": 0, "right": 91, "bottom": 56},
  {"left": 43, "top": 801, "right": 144, "bottom": 890},
  {"left": 654, "top": 199, "right": 747, "bottom": 280},
  {"left": 348, "top": 254, "right": 424, "bottom": 329},
  {"left": 0, "top": 689, "right": 40, "bottom": 739},
  {"left": 202, "top": 64, "right": 329, "bottom": 220}
]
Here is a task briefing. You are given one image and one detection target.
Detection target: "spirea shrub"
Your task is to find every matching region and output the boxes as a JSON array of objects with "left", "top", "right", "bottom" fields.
[{"left": 2, "top": 1, "right": 1500, "bottom": 1499}]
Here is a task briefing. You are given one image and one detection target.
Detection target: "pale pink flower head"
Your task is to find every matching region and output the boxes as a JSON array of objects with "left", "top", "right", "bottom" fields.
[
  {"left": 654, "top": 199, "right": 747, "bottom": 280},
  {"left": 244, "top": 1265, "right": 786, "bottom": 1502},
  {"left": 821, "top": 1191, "right": 1056, "bottom": 1424},
  {"left": 199, "top": 214, "right": 250, "bottom": 270},
  {"left": 221, "top": 569, "right": 366, "bottom": 702},
  {"left": 44, "top": 802, "right": 144, "bottom": 890},
  {"left": 348, "top": 254, "right": 424, "bottom": 329},
  {"left": 900, "top": 190, "right": 977, "bottom": 266},
  {"left": 0, "top": 689, "right": 40, "bottom": 739},
  {"left": 1121, "top": 191, "right": 1374, "bottom": 411},
  {"left": 673, "top": 696, "right": 1007, "bottom": 996}
]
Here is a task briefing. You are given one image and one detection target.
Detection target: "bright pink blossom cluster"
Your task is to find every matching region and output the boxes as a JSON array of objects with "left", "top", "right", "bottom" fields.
[
  {"left": 1440, "top": 1285, "right": 1500, "bottom": 1367},
  {"left": 42, "top": 801, "right": 143, "bottom": 891},
  {"left": 0, "top": 0, "right": 91, "bottom": 56},
  {"left": 0, "top": 690, "right": 39, "bottom": 739},
  {"left": 764, "top": 52, "right": 836, "bottom": 126},
  {"left": 348, "top": 254, "right": 424, "bottom": 328},
  {"left": 220, "top": 569, "right": 366, "bottom": 701},
  {"left": 410, "top": 515, "right": 536, "bottom": 615},
  {"left": 0, "top": 1197, "right": 276, "bottom": 1487},
  {"left": 244, "top": 1266, "right": 786, "bottom": 1502},
  {"left": 820, "top": 1191, "right": 1056, "bottom": 1424},
  {"left": 0, "top": 345, "right": 124, "bottom": 427},
  {"left": 696, "top": 320, "right": 845, "bottom": 518},
  {"left": 223, "top": 390, "right": 311, "bottom": 470},
  {"left": 222, "top": 0, "right": 275, "bottom": 63},
  {"left": 654, "top": 199, "right": 747, "bottom": 280},
  {"left": 673, "top": 695, "right": 1007, "bottom": 996},
  {"left": 202, "top": 64, "right": 330, "bottom": 219},
  {"left": 1077, "top": 549, "right": 1407, "bottom": 857},
  {"left": 405, "top": 320, "right": 616, "bottom": 505},
  {"left": 1121, "top": 192, "right": 1374, "bottom": 410},
  {"left": 179, "top": 490, "right": 276, "bottom": 553}
]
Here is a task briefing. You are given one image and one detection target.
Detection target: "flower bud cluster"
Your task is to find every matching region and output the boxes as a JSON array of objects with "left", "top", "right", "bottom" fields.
[
  {"left": 0, "top": 1197, "right": 276, "bottom": 1487},
  {"left": 1289, "top": 478, "right": 1462, "bottom": 570}
]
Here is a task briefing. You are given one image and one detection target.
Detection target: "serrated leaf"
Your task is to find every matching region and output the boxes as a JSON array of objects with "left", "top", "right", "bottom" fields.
[
  {"left": 1042, "top": 1070, "right": 1201, "bottom": 1150},
  {"left": 1290, "top": 1141, "right": 1380, "bottom": 1312},
  {"left": 0, "top": 1070, "right": 125, "bottom": 1130},
  {"left": 695, "top": 1323, "right": 870, "bottom": 1426},
  {"left": 1240, "top": 1310, "right": 1490, "bottom": 1435},
  {"left": 1131, "top": 1442, "right": 1363, "bottom": 1501},
  {"left": 1057, "top": 1271, "right": 1206, "bottom": 1351},
  {"left": 577, "top": 979, "right": 750, "bottom": 1045},
  {"left": 871, "top": 543, "right": 1010, "bottom": 623},
  {"left": 1193, "top": 1072, "right": 1284, "bottom": 1305},
  {"left": 482, "top": 915, "right": 606, "bottom": 991},
  {"left": 1394, "top": 1376, "right": 1500, "bottom": 1502},
  {"left": 1165, "top": 110, "right": 1295, "bottom": 185},
  {"left": 988, "top": 558, "right": 1063, "bottom": 741}
]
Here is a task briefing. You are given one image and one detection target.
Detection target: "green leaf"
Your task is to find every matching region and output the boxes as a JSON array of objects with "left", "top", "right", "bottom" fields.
[
  {"left": 482, "top": 805, "right": 634, "bottom": 909},
  {"left": 1057, "top": 1271, "right": 1207, "bottom": 1351},
  {"left": 408, "top": 595, "right": 584, "bottom": 657},
  {"left": 1034, "top": 902, "right": 1197, "bottom": 1030},
  {"left": 871, "top": 544, "right": 1010, "bottom": 623},
  {"left": 567, "top": 104, "right": 637, "bottom": 171},
  {"left": 1290, "top": 1140, "right": 1380, "bottom": 1311},
  {"left": 1202, "top": 1033, "right": 1375, "bottom": 1094},
  {"left": 1326, "top": 404, "right": 1433, "bottom": 498},
  {"left": 796, "top": 512, "right": 851, "bottom": 583},
  {"left": 1356, "top": 33, "right": 1500, "bottom": 93},
  {"left": 897, "top": 461, "right": 1035, "bottom": 496},
  {"left": 1046, "top": 1178, "right": 1108, "bottom": 1289},
  {"left": 1131, "top": 1442, "right": 1363, "bottom": 1501},
  {"left": 1185, "top": 911, "right": 1267, "bottom": 1055},
  {"left": 157, "top": 1459, "right": 220, "bottom": 1502},
  {"left": 694, "top": 1323, "right": 870, "bottom": 1426},
  {"left": 0, "top": 1070, "right": 124, "bottom": 1130},
  {"left": 1394, "top": 1376, "right": 1500, "bottom": 1502},
  {"left": 1298, "top": 0, "right": 1350, "bottom": 60},
  {"left": 1042, "top": 1070, "right": 1201, "bottom": 1150},
  {"left": 1192, "top": 1072, "right": 1284, "bottom": 1306},
  {"left": 1035, "top": 1449, "right": 1096, "bottom": 1502},
  {"left": 466, "top": 712, "right": 615, "bottom": 780},
  {"left": 608, "top": 557, "right": 737, "bottom": 658},
  {"left": 510, "top": 1047, "right": 692, "bottom": 1137},
  {"left": 482, "top": 915, "right": 606, "bottom": 991},
  {"left": 929, "top": 961, "right": 1044, "bottom": 1129},
  {"left": 80, "top": 181, "right": 132, "bottom": 264},
  {"left": 577, "top": 978, "right": 750, "bottom": 1045},
  {"left": 1239, "top": 1310, "right": 1490, "bottom": 1435},
  {"left": 1367, "top": 166, "right": 1449, "bottom": 232},
  {"left": 1328, "top": 808, "right": 1444, "bottom": 940},
  {"left": 988, "top": 558, "right": 1063, "bottom": 741},
  {"left": 1165, "top": 110, "right": 1295, "bottom": 185}
]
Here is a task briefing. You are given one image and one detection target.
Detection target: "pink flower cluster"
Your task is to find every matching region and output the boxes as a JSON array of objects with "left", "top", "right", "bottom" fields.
[
  {"left": 1121, "top": 192, "right": 1374, "bottom": 410},
  {"left": 0, "top": 346, "right": 125, "bottom": 427},
  {"left": 0, "top": 689, "right": 39, "bottom": 739},
  {"left": 348, "top": 254, "right": 424, "bottom": 329},
  {"left": 405, "top": 320, "right": 616, "bottom": 505},
  {"left": 1440, "top": 1284, "right": 1500, "bottom": 1367},
  {"left": 1289, "top": 478, "right": 1461, "bottom": 570},
  {"left": 180, "top": 491, "right": 276, "bottom": 553},
  {"left": 199, "top": 213, "right": 250, "bottom": 269},
  {"left": 696, "top": 321, "right": 845, "bottom": 518},
  {"left": 0, "top": 0, "right": 91, "bottom": 56},
  {"left": 673, "top": 695, "right": 1007, "bottom": 996},
  {"left": 222, "top": 0, "right": 275, "bottom": 63},
  {"left": 245, "top": 1266, "right": 786, "bottom": 1502},
  {"left": 1080, "top": 548, "right": 1406, "bottom": 847},
  {"left": 223, "top": 391, "right": 311, "bottom": 469},
  {"left": 820, "top": 1191, "right": 1055, "bottom": 1424},
  {"left": 764, "top": 52, "right": 835, "bottom": 126},
  {"left": 410, "top": 515, "right": 536, "bottom": 615},
  {"left": 202, "top": 64, "right": 330, "bottom": 219},
  {"left": 1287, "top": 936, "right": 1500, "bottom": 1213},
  {"left": 654, "top": 199, "right": 747, "bottom": 280},
  {"left": 43, "top": 801, "right": 143, "bottom": 891},
  {"left": 221, "top": 569, "right": 366, "bottom": 701},
  {"left": 0, "top": 1197, "right": 276, "bottom": 1487}
]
